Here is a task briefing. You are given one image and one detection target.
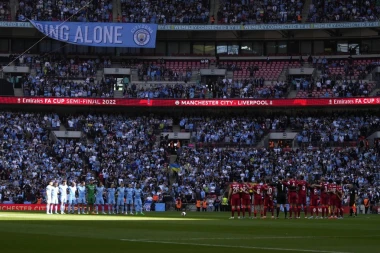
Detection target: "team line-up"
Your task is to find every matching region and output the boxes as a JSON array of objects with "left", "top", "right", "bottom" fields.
[
  {"left": 45, "top": 180, "right": 145, "bottom": 215},
  {"left": 228, "top": 175, "right": 355, "bottom": 219}
]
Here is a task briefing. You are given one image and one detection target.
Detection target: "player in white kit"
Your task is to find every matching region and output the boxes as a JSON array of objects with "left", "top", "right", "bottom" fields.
[
  {"left": 51, "top": 182, "right": 59, "bottom": 214},
  {"left": 46, "top": 181, "right": 54, "bottom": 214}
]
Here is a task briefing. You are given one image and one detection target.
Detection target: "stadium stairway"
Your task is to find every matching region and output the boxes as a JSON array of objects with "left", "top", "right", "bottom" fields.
[
  {"left": 14, "top": 88, "right": 23, "bottom": 96},
  {"left": 226, "top": 70, "right": 233, "bottom": 80},
  {"left": 10, "top": 0, "right": 17, "bottom": 20},
  {"left": 96, "top": 69, "right": 103, "bottom": 83},
  {"left": 211, "top": 0, "right": 219, "bottom": 22},
  {"left": 301, "top": 0, "right": 312, "bottom": 22},
  {"left": 287, "top": 90, "right": 298, "bottom": 98},
  {"left": 131, "top": 69, "right": 139, "bottom": 82},
  {"left": 112, "top": 0, "right": 120, "bottom": 21},
  {"left": 114, "top": 90, "right": 123, "bottom": 98}
]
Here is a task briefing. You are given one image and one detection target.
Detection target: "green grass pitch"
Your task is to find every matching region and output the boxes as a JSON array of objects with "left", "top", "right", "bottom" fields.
[{"left": 0, "top": 212, "right": 379, "bottom": 253}]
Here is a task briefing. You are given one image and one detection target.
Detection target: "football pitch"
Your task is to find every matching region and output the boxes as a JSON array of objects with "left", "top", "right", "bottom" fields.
[{"left": 0, "top": 212, "right": 379, "bottom": 253}]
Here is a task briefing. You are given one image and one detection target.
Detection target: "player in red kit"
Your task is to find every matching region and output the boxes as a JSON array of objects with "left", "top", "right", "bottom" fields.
[
  {"left": 318, "top": 178, "right": 329, "bottom": 219},
  {"left": 335, "top": 180, "right": 344, "bottom": 219},
  {"left": 297, "top": 175, "right": 309, "bottom": 219},
  {"left": 240, "top": 181, "right": 252, "bottom": 219},
  {"left": 228, "top": 178, "right": 241, "bottom": 219},
  {"left": 286, "top": 175, "right": 298, "bottom": 219},
  {"left": 252, "top": 181, "right": 265, "bottom": 218},
  {"left": 308, "top": 183, "right": 320, "bottom": 219},
  {"left": 264, "top": 179, "right": 275, "bottom": 219},
  {"left": 328, "top": 179, "right": 337, "bottom": 219}
]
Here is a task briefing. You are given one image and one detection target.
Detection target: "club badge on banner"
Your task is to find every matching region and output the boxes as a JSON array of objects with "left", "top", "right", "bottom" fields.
[{"left": 29, "top": 21, "right": 157, "bottom": 48}]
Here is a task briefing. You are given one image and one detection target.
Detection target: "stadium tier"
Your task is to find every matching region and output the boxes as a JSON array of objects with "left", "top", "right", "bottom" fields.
[
  {"left": 16, "top": 0, "right": 113, "bottom": 22},
  {"left": 0, "top": 0, "right": 10, "bottom": 21},
  {"left": 307, "top": 0, "right": 380, "bottom": 23},
  {"left": 119, "top": 0, "right": 210, "bottom": 24},
  {"left": 217, "top": 0, "right": 305, "bottom": 24},
  {"left": 0, "top": 111, "right": 379, "bottom": 207}
]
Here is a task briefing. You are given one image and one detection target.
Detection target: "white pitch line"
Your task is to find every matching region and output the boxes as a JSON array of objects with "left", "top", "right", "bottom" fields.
[
  {"left": 120, "top": 239, "right": 351, "bottom": 253},
  {"left": 181, "top": 235, "right": 380, "bottom": 240}
]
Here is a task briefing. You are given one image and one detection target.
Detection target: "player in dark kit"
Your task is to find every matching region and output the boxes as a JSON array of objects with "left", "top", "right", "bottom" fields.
[
  {"left": 286, "top": 175, "right": 298, "bottom": 219},
  {"left": 297, "top": 175, "right": 309, "bottom": 219},
  {"left": 318, "top": 177, "right": 329, "bottom": 219},
  {"left": 252, "top": 181, "right": 265, "bottom": 218},
  {"left": 264, "top": 179, "right": 275, "bottom": 219},
  {"left": 335, "top": 180, "right": 344, "bottom": 219},
  {"left": 328, "top": 179, "right": 337, "bottom": 219},
  {"left": 274, "top": 176, "right": 288, "bottom": 219},
  {"left": 228, "top": 178, "right": 241, "bottom": 219},
  {"left": 308, "top": 182, "right": 320, "bottom": 219},
  {"left": 240, "top": 181, "right": 252, "bottom": 219}
]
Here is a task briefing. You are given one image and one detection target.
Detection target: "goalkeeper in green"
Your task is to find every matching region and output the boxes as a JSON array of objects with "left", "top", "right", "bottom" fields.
[{"left": 86, "top": 180, "right": 96, "bottom": 214}]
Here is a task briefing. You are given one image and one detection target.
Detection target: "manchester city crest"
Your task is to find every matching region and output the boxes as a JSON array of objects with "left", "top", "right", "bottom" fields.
[{"left": 133, "top": 29, "right": 151, "bottom": 46}]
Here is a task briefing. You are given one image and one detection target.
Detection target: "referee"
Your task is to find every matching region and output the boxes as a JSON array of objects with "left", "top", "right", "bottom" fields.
[
  {"left": 349, "top": 183, "right": 358, "bottom": 217},
  {"left": 275, "top": 176, "right": 288, "bottom": 219}
]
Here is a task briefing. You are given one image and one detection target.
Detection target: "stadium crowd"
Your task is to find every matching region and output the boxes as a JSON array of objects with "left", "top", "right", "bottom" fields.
[
  {"left": 0, "top": 1, "right": 10, "bottom": 21},
  {"left": 0, "top": 111, "right": 379, "bottom": 215},
  {"left": 217, "top": 0, "right": 305, "bottom": 24},
  {"left": 16, "top": 0, "right": 113, "bottom": 22},
  {"left": 118, "top": 0, "right": 210, "bottom": 24},
  {"left": 307, "top": 0, "right": 380, "bottom": 23},
  {"left": 19, "top": 56, "right": 116, "bottom": 97}
]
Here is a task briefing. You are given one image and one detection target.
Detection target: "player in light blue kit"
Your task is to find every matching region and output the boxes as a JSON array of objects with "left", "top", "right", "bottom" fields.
[
  {"left": 58, "top": 180, "right": 68, "bottom": 214},
  {"left": 134, "top": 183, "right": 144, "bottom": 215},
  {"left": 116, "top": 183, "right": 126, "bottom": 214},
  {"left": 67, "top": 182, "right": 77, "bottom": 214},
  {"left": 77, "top": 181, "right": 86, "bottom": 214},
  {"left": 107, "top": 184, "right": 116, "bottom": 214},
  {"left": 125, "top": 184, "right": 134, "bottom": 215},
  {"left": 95, "top": 182, "right": 106, "bottom": 214}
]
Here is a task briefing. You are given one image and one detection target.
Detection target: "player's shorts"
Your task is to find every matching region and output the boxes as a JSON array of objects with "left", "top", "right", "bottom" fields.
[
  {"left": 320, "top": 194, "right": 329, "bottom": 206},
  {"left": 310, "top": 197, "right": 319, "bottom": 207},
  {"left": 276, "top": 193, "right": 286, "bottom": 205},
  {"left": 117, "top": 198, "right": 124, "bottom": 206},
  {"left": 126, "top": 198, "right": 133, "bottom": 205},
  {"left": 264, "top": 197, "right": 273, "bottom": 207},
  {"left": 254, "top": 197, "right": 263, "bottom": 206},
  {"left": 95, "top": 197, "right": 104, "bottom": 205},
  {"left": 68, "top": 197, "right": 76, "bottom": 205},
  {"left": 288, "top": 192, "right": 297, "bottom": 204},
  {"left": 134, "top": 198, "right": 142, "bottom": 207},
  {"left": 335, "top": 198, "right": 342, "bottom": 208},
  {"left": 46, "top": 197, "right": 52, "bottom": 204},
  {"left": 77, "top": 196, "right": 86, "bottom": 204},
  {"left": 329, "top": 196, "right": 337, "bottom": 206},
  {"left": 60, "top": 196, "right": 67, "bottom": 204},
  {"left": 230, "top": 195, "right": 241, "bottom": 207},
  {"left": 241, "top": 196, "right": 250, "bottom": 207},
  {"left": 87, "top": 195, "right": 95, "bottom": 205},
  {"left": 298, "top": 195, "right": 306, "bottom": 205},
  {"left": 107, "top": 198, "right": 115, "bottom": 205},
  {"left": 51, "top": 197, "right": 58, "bottom": 204}
]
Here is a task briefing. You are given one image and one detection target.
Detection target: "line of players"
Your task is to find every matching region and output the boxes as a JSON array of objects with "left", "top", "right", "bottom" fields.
[
  {"left": 228, "top": 175, "right": 344, "bottom": 219},
  {"left": 45, "top": 180, "right": 145, "bottom": 215}
]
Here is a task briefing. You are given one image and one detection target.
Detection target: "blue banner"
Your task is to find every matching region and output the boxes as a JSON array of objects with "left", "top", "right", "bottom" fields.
[{"left": 30, "top": 21, "right": 157, "bottom": 48}]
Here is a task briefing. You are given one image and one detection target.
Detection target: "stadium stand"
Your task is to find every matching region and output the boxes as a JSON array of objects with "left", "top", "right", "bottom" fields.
[
  {"left": 217, "top": 0, "right": 305, "bottom": 24},
  {"left": 307, "top": 0, "right": 380, "bottom": 23},
  {"left": 0, "top": 0, "right": 11, "bottom": 21},
  {"left": 1, "top": 111, "right": 379, "bottom": 208},
  {"left": 295, "top": 57, "right": 378, "bottom": 98},
  {"left": 16, "top": 0, "right": 113, "bottom": 22},
  {"left": 119, "top": 0, "right": 210, "bottom": 24}
]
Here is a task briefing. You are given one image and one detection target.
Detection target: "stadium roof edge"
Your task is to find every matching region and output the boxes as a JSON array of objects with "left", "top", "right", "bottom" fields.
[{"left": 1, "top": 21, "right": 379, "bottom": 31}]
